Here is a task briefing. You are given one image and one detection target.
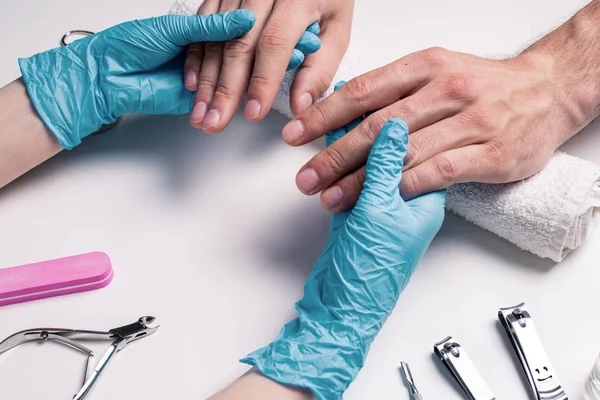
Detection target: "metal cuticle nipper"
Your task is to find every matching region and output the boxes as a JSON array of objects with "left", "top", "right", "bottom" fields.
[{"left": 0, "top": 316, "right": 159, "bottom": 400}]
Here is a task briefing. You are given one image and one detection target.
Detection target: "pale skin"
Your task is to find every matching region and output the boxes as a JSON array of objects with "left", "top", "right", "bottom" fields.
[
  {"left": 285, "top": 0, "right": 600, "bottom": 212},
  {"left": 1, "top": 3, "right": 600, "bottom": 399}
]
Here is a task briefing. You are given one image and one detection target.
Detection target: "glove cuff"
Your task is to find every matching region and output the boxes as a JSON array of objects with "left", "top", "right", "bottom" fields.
[
  {"left": 18, "top": 49, "right": 111, "bottom": 150},
  {"left": 241, "top": 320, "right": 368, "bottom": 400}
]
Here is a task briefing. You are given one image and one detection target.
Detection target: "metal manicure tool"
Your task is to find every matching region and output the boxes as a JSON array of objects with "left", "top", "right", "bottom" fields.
[
  {"left": 400, "top": 362, "right": 423, "bottom": 400},
  {"left": 0, "top": 316, "right": 159, "bottom": 400},
  {"left": 434, "top": 336, "right": 495, "bottom": 400},
  {"left": 499, "top": 303, "right": 567, "bottom": 400}
]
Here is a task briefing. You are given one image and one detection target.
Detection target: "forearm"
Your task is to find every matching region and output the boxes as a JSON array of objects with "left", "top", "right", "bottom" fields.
[
  {"left": 208, "top": 370, "right": 312, "bottom": 400},
  {"left": 0, "top": 78, "right": 61, "bottom": 189},
  {"left": 523, "top": 0, "right": 600, "bottom": 141}
]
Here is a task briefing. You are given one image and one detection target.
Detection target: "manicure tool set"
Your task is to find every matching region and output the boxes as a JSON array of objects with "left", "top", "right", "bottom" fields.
[{"left": 401, "top": 302, "right": 568, "bottom": 400}]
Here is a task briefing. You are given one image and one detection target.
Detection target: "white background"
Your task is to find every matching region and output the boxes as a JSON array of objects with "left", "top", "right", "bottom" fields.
[{"left": 1, "top": 0, "right": 600, "bottom": 399}]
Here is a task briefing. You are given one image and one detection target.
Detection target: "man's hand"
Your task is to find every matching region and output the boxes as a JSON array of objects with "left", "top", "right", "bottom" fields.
[
  {"left": 282, "top": 1, "right": 600, "bottom": 212},
  {"left": 184, "top": 0, "right": 354, "bottom": 133}
]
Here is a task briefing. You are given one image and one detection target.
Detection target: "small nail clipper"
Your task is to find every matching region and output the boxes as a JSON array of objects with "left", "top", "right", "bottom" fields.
[
  {"left": 400, "top": 362, "right": 424, "bottom": 400},
  {"left": 0, "top": 316, "right": 159, "bottom": 399},
  {"left": 433, "top": 336, "right": 495, "bottom": 400},
  {"left": 498, "top": 303, "right": 567, "bottom": 400}
]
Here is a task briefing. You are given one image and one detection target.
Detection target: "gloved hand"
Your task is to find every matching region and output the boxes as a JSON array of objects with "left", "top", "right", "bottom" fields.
[
  {"left": 18, "top": 11, "right": 256, "bottom": 150},
  {"left": 242, "top": 116, "right": 446, "bottom": 400}
]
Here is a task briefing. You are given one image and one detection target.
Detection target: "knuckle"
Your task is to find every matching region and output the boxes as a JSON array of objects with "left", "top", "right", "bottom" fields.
[
  {"left": 393, "top": 101, "right": 416, "bottom": 120},
  {"left": 442, "top": 74, "right": 475, "bottom": 101},
  {"left": 405, "top": 141, "right": 422, "bottom": 167},
  {"left": 418, "top": 46, "right": 448, "bottom": 67},
  {"left": 197, "top": 75, "right": 217, "bottom": 92},
  {"left": 313, "top": 70, "right": 334, "bottom": 97},
  {"left": 204, "top": 42, "right": 223, "bottom": 53},
  {"left": 214, "top": 83, "right": 236, "bottom": 99},
  {"left": 249, "top": 73, "right": 271, "bottom": 89},
  {"left": 433, "top": 154, "right": 458, "bottom": 183},
  {"left": 310, "top": 102, "right": 331, "bottom": 127},
  {"left": 362, "top": 114, "right": 388, "bottom": 142},
  {"left": 259, "top": 25, "right": 288, "bottom": 51},
  {"left": 485, "top": 140, "right": 516, "bottom": 174},
  {"left": 343, "top": 75, "right": 375, "bottom": 104},
  {"left": 322, "top": 146, "right": 347, "bottom": 175},
  {"left": 224, "top": 36, "right": 255, "bottom": 57},
  {"left": 459, "top": 109, "right": 494, "bottom": 130},
  {"left": 402, "top": 171, "right": 421, "bottom": 198},
  {"left": 186, "top": 43, "right": 203, "bottom": 56}
]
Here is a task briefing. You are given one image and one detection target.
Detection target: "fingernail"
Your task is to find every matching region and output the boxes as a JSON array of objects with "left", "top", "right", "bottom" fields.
[
  {"left": 282, "top": 120, "right": 305, "bottom": 143},
  {"left": 244, "top": 99, "right": 261, "bottom": 121},
  {"left": 191, "top": 102, "right": 207, "bottom": 125},
  {"left": 296, "top": 168, "right": 320, "bottom": 194},
  {"left": 203, "top": 109, "right": 221, "bottom": 129},
  {"left": 185, "top": 70, "right": 198, "bottom": 89},
  {"left": 322, "top": 186, "right": 344, "bottom": 210},
  {"left": 298, "top": 93, "right": 313, "bottom": 114}
]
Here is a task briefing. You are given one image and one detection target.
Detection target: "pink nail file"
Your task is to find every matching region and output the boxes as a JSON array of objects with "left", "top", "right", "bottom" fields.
[{"left": 0, "top": 252, "right": 113, "bottom": 307}]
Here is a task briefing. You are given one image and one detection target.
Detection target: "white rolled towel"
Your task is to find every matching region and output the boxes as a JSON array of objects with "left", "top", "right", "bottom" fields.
[{"left": 169, "top": 0, "right": 600, "bottom": 262}]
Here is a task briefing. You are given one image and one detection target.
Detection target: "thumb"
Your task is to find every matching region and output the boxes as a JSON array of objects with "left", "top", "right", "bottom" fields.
[
  {"left": 156, "top": 11, "right": 256, "bottom": 47},
  {"left": 357, "top": 118, "right": 409, "bottom": 207}
]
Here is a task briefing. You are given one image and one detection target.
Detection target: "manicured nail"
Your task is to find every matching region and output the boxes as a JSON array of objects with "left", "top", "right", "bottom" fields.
[
  {"left": 322, "top": 186, "right": 344, "bottom": 210},
  {"left": 282, "top": 120, "right": 305, "bottom": 143},
  {"left": 203, "top": 109, "right": 220, "bottom": 129},
  {"left": 190, "top": 102, "right": 207, "bottom": 125},
  {"left": 296, "top": 168, "right": 320, "bottom": 194},
  {"left": 244, "top": 99, "right": 261, "bottom": 121},
  {"left": 185, "top": 70, "right": 198, "bottom": 90},
  {"left": 298, "top": 92, "right": 313, "bottom": 114}
]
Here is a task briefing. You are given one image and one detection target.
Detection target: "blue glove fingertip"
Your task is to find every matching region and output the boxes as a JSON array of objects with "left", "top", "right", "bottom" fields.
[
  {"left": 307, "top": 21, "right": 321, "bottom": 35},
  {"left": 295, "top": 31, "right": 321, "bottom": 55},
  {"left": 287, "top": 49, "right": 305, "bottom": 71},
  {"left": 334, "top": 80, "right": 346, "bottom": 91}
]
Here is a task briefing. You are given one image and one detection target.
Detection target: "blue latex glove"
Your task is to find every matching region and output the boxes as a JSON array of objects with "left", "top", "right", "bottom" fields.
[
  {"left": 288, "top": 22, "right": 322, "bottom": 71},
  {"left": 18, "top": 11, "right": 256, "bottom": 150},
  {"left": 242, "top": 117, "right": 446, "bottom": 400}
]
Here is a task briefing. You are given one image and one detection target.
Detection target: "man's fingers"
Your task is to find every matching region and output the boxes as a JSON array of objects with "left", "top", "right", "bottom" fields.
[
  {"left": 294, "top": 80, "right": 465, "bottom": 196},
  {"left": 320, "top": 166, "right": 365, "bottom": 212},
  {"left": 184, "top": 43, "right": 204, "bottom": 90},
  {"left": 400, "top": 144, "right": 502, "bottom": 200},
  {"left": 403, "top": 114, "right": 489, "bottom": 170},
  {"left": 283, "top": 49, "right": 450, "bottom": 145},
  {"left": 289, "top": 20, "right": 351, "bottom": 116},
  {"left": 244, "top": 2, "right": 313, "bottom": 122}
]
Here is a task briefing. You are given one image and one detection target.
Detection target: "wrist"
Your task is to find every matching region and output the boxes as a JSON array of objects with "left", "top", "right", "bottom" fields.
[
  {"left": 241, "top": 321, "right": 367, "bottom": 400},
  {"left": 520, "top": 2, "right": 600, "bottom": 136}
]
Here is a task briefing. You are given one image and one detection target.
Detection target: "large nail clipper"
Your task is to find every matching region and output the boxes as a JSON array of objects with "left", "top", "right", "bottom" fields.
[
  {"left": 0, "top": 316, "right": 159, "bottom": 399},
  {"left": 434, "top": 336, "right": 495, "bottom": 400},
  {"left": 498, "top": 303, "right": 567, "bottom": 400}
]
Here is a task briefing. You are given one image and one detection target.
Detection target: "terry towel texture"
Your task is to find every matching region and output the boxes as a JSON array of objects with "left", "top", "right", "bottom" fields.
[{"left": 169, "top": 0, "right": 600, "bottom": 262}]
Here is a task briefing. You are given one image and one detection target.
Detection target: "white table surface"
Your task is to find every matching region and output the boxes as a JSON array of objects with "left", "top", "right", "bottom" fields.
[{"left": 1, "top": 0, "right": 600, "bottom": 399}]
